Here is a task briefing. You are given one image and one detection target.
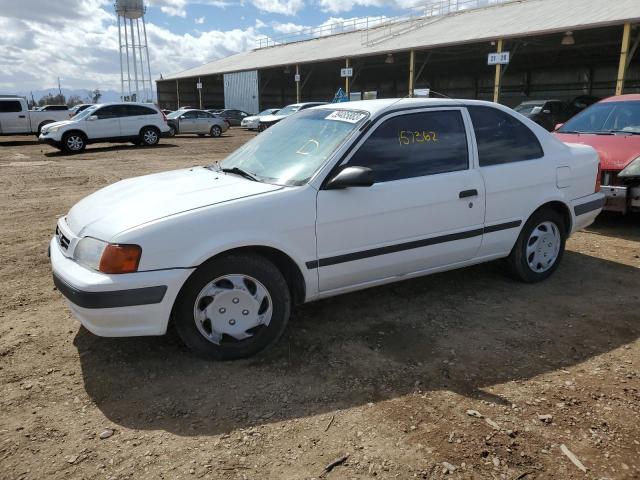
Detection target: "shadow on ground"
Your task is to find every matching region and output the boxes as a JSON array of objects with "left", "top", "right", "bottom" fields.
[
  {"left": 44, "top": 143, "right": 178, "bottom": 157},
  {"left": 0, "top": 139, "right": 40, "bottom": 147},
  {"left": 586, "top": 211, "right": 640, "bottom": 242},
  {"left": 75, "top": 249, "right": 639, "bottom": 437}
]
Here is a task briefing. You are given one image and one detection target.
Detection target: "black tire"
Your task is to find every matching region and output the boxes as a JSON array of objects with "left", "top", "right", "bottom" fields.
[
  {"left": 173, "top": 254, "right": 291, "bottom": 360},
  {"left": 36, "top": 121, "right": 53, "bottom": 137},
  {"left": 140, "top": 126, "right": 160, "bottom": 146},
  {"left": 61, "top": 132, "right": 86, "bottom": 153},
  {"left": 167, "top": 125, "right": 177, "bottom": 137},
  {"left": 210, "top": 125, "right": 222, "bottom": 137},
  {"left": 505, "top": 208, "right": 567, "bottom": 283}
]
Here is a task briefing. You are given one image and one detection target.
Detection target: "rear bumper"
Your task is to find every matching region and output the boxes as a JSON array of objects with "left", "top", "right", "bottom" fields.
[
  {"left": 600, "top": 184, "right": 640, "bottom": 213},
  {"left": 571, "top": 192, "right": 604, "bottom": 233}
]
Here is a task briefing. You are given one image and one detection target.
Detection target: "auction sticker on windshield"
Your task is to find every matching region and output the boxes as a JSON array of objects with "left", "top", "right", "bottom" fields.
[{"left": 325, "top": 110, "right": 367, "bottom": 123}]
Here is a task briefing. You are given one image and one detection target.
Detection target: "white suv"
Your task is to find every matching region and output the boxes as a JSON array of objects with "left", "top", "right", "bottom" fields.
[
  {"left": 50, "top": 99, "right": 603, "bottom": 360},
  {"left": 39, "top": 103, "right": 170, "bottom": 153}
]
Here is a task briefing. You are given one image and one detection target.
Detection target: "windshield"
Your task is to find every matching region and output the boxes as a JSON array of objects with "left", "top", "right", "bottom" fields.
[
  {"left": 218, "top": 108, "right": 368, "bottom": 186},
  {"left": 258, "top": 109, "right": 277, "bottom": 116},
  {"left": 167, "top": 110, "right": 187, "bottom": 119},
  {"left": 559, "top": 101, "right": 640, "bottom": 133},
  {"left": 73, "top": 105, "right": 99, "bottom": 121},
  {"left": 275, "top": 105, "right": 301, "bottom": 117},
  {"left": 514, "top": 102, "right": 545, "bottom": 114}
]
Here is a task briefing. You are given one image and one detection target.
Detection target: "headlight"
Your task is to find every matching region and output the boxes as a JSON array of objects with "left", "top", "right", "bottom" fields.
[
  {"left": 74, "top": 237, "right": 142, "bottom": 274},
  {"left": 619, "top": 156, "right": 640, "bottom": 178},
  {"left": 47, "top": 125, "right": 62, "bottom": 133}
]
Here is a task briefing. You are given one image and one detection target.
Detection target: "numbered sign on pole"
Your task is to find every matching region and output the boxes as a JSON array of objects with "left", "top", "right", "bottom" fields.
[{"left": 340, "top": 67, "right": 353, "bottom": 78}]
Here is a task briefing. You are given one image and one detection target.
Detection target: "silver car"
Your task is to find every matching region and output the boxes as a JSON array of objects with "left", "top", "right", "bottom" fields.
[{"left": 166, "top": 109, "right": 229, "bottom": 137}]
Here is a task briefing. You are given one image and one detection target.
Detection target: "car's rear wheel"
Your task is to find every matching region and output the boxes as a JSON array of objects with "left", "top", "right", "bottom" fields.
[
  {"left": 173, "top": 254, "right": 291, "bottom": 360},
  {"left": 62, "top": 132, "right": 86, "bottom": 153},
  {"left": 210, "top": 125, "right": 222, "bottom": 137},
  {"left": 140, "top": 126, "right": 160, "bottom": 146},
  {"left": 506, "top": 208, "right": 566, "bottom": 283}
]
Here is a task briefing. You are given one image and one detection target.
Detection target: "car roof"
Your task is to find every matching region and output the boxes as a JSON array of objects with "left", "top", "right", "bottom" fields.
[
  {"left": 312, "top": 98, "right": 481, "bottom": 116},
  {"left": 600, "top": 94, "right": 640, "bottom": 103}
]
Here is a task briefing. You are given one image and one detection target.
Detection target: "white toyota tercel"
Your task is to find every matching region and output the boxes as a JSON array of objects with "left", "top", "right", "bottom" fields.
[{"left": 50, "top": 99, "right": 604, "bottom": 360}]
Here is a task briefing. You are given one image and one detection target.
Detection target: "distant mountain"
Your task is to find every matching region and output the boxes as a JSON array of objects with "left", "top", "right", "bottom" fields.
[{"left": 0, "top": 88, "right": 154, "bottom": 104}]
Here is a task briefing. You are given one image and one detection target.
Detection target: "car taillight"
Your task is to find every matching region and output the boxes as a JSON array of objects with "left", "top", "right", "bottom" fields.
[
  {"left": 161, "top": 111, "right": 167, "bottom": 123},
  {"left": 595, "top": 162, "right": 601, "bottom": 193}
]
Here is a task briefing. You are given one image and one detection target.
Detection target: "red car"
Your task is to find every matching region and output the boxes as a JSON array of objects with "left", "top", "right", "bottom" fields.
[{"left": 554, "top": 94, "right": 640, "bottom": 214}]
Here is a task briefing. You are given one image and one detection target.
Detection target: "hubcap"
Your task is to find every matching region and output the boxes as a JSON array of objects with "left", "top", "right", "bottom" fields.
[
  {"left": 67, "top": 136, "right": 83, "bottom": 151},
  {"left": 144, "top": 130, "right": 158, "bottom": 144},
  {"left": 526, "top": 221, "right": 561, "bottom": 273},
  {"left": 212, "top": 126, "right": 221, "bottom": 136},
  {"left": 193, "top": 274, "right": 272, "bottom": 345}
]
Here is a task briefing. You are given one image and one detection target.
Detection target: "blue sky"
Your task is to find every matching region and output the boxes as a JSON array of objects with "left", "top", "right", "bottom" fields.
[{"left": 0, "top": 0, "right": 422, "bottom": 94}]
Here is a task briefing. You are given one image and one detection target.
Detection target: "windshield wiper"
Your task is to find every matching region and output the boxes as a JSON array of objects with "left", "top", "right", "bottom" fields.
[
  {"left": 606, "top": 130, "right": 640, "bottom": 135},
  {"left": 221, "top": 167, "right": 259, "bottom": 182}
]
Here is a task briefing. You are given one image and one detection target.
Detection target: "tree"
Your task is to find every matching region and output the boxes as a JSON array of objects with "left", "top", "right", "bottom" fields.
[
  {"left": 91, "top": 89, "right": 102, "bottom": 104},
  {"left": 38, "top": 93, "right": 66, "bottom": 106},
  {"left": 67, "top": 95, "right": 83, "bottom": 107}
]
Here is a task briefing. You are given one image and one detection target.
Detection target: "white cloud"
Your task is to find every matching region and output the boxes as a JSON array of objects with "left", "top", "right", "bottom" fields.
[
  {"left": 271, "top": 21, "right": 309, "bottom": 34},
  {"left": 317, "top": 0, "right": 421, "bottom": 14},
  {"left": 195, "top": 16, "right": 205, "bottom": 23},
  {"left": 0, "top": 1, "right": 260, "bottom": 94},
  {"left": 251, "top": 0, "right": 304, "bottom": 15},
  {"left": 148, "top": 0, "right": 233, "bottom": 17}
]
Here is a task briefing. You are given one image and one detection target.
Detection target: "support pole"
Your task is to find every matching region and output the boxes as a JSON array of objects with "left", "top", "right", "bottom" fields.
[
  {"left": 176, "top": 80, "right": 180, "bottom": 109},
  {"left": 198, "top": 77, "right": 202, "bottom": 110},
  {"left": 295, "top": 64, "right": 301, "bottom": 103},
  {"left": 616, "top": 23, "right": 632, "bottom": 96},
  {"left": 409, "top": 49, "right": 415, "bottom": 97},
  {"left": 345, "top": 58, "right": 350, "bottom": 96},
  {"left": 135, "top": 19, "right": 146, "bottom": 102},
  {"left": 142, "top": 17, "right": 153, "bottom": 102},
  {"left": 124, "top": 16, "right": 131, "bottom": 100},
  {"left": 493, "top": 39, "right": 503, "bottom": 103},
  {"left": 117, "top": 16, "right": 124, "bottom": 101},
  {"left": 129, "top": 18, "right": 139, "bottom": 101}
]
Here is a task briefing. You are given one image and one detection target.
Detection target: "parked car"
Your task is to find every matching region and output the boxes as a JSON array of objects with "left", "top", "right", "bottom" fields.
[
  {"left": 69, "top": 104, "right": 93, "bottom": 117},
  {"left": 514, "top": 100, "right": 570, "bottom": 131},
  {"left": 218, "top": 109, "right": 251, "bottom": 126},
  {"left": 554, "top": 94, "right": 640, "bottom": 213},
  {"left": 258, "top": 102, "right": 327, "bottom": 130},
  {"left": 39, "top": 102, "right": 170, "bottom": 153},
  {"left": 161, "top": 109, "right": 173, "bottom": 116},
  {"left": 567, "top": 95, "right": 601, "bottom": 117},
  {"left": 241, "top": 108, "right": 280, "bottom": 130},
  {"left": 166, "top": 109, "right": 229, "bottom": 137},
  {"left": 50, "top": 98, "right": 603, "bottom": 359},
  {"left": 38, "top": 105, "right": 69, "bottom": 111},
  {"left": 0, "top": 97, "right": 70, "bottom": 136}
]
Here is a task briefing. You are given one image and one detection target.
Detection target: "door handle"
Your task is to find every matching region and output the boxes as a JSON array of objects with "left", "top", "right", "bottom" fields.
[
  {"left": 18, "top": 115, "right": 26, "bottom": 118},
  {"left": 459, "top": 189, "right": 478, "bottom": 199}
]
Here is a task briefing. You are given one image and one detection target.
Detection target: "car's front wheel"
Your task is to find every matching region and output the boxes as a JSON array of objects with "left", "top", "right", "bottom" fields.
[
  {"left": 506, "top": 208, "right": 566, "bottom": 282},
  {"left": 210, "top": 125, "right": 222, "bottom": 137},
  {"left": 167, "top": 125, "right": 176, "bottom": 137},
  {"left": 140, "top": 126, "right": 160, "bottom": 146},
  {"left": 62, "top": 132, "right": 86, "bottom": 153},
  {"left": 173, "top": 254, "right": 291, "bottom": 360}
]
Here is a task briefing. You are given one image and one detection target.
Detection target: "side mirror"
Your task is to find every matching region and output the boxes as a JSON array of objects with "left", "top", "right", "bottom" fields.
[
  {"left": 87, "top": 115, "right": 98, "bottom": 121},
  {"left": 554, "top": 123, "right": 564, "bottom": 131},
  {"left": 325, "top": 166, "right": 374, "bottom": 190},
  {"left": 542, "top": 109, "right": 551, "bottom": 114}
]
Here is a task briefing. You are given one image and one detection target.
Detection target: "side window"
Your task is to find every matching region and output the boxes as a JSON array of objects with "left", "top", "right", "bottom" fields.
[
  {"left": 348, "top": 110, "right": 469, "bottom": 183},
  {"left": 0, "top": 101, "right": 23, "bottom": 113},
  {"left": 181, "top": 111, "right": 197, "bottom": 119},
  {"left": 197, "top": 111, "right": 213, "bottom": 119},
  {"left": 126, "top": 105, "right": 156, "bottom": 116},
  {"left": 94, "top": 105, "right": 121, "bottom": 119},
  {"left": 468, "top": 106, "right": 544, "bottom": 167}
]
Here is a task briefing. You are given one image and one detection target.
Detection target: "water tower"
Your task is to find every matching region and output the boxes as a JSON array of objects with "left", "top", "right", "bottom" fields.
[{"left": 115, "top": 0, "right": 153, "bottom": 102}]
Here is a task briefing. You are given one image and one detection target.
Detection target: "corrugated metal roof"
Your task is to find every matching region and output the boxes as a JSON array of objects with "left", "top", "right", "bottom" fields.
[{"left": 161, "top": 0, "right": 640, "bottom": 81}]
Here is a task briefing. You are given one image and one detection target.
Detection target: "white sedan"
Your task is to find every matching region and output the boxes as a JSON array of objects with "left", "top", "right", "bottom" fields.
[
  {"left": 240, "top": 108, "right": 280, "bottom": 130},
  {"left": 50, "top": 98, "right": 604, "bottom": 360}
]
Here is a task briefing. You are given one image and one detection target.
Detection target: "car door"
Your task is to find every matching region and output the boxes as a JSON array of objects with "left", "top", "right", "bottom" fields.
[
  {"left": 196, "top": 111, "right": 213, "bottom": 133},
  {"left": 0, "top": 100, "right": 29, "bottom": 134},
  {"left": 315, "top": 108, "right": 486, "bottom": 293},
  {"left": 85, "top": 105, "right": 122, "bottom": 139},
  {"left": 466, "top": 105, "right": 547, "bottom": 258},
  {"left": 179, "top": 111, "right": 198, "bottom": 133},
  {"left": 120, "top": 104, "right": 151, "bottom": 137}
]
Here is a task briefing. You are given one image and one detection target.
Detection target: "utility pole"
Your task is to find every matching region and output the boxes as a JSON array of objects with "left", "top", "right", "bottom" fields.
[{"left": 58, "top": 77, "right": 62, "bottom": 97}]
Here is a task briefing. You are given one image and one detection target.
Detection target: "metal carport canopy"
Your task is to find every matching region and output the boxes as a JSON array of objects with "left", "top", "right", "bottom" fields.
[{"left": 160, "top": 0, "right": 640, "bottom": 81}]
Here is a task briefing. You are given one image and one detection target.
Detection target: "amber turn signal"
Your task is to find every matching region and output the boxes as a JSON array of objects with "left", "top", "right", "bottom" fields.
[{"left": 99, "top": 244, "right": 142, "bottom": 274}]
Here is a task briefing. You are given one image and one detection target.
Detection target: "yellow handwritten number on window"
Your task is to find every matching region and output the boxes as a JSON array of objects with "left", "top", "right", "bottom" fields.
[{"left": 398, "top": 131, "right": 437, "bottom": 145}]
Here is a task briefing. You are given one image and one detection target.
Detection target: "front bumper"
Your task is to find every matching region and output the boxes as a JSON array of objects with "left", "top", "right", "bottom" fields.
[
  {"left": 50, "top": 237, "right": 193, "bottom": 337},
  {"left": 600, "top": 184, "right": 640, "bottom": 213},
  {"left": 38, "top": 131, "right": 62, "bottom": 146},
  {"left": 241, "top": 120, "right": 259, "bottom": 129}
]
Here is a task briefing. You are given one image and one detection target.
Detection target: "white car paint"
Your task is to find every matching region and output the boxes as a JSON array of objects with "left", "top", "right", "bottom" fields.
[
  {"left": 240, "top": 108, "right": 279, "bottom": 129},
  {"left": 0, "top": 97, "right": 69, "bottom": 135},
  {"left": 50, "top": 98, "right": 604, "bottom": 338}
]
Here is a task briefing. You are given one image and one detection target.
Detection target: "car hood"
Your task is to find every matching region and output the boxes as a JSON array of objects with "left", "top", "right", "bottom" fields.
[
  {"left": 42, "top": 119, "right": 75, "bottom": 131},
  {"left": 554, "top": 132, "right": 640, "bottom": 171},
  {"left": 66, "top": 166, "right": 283, "bottom": 240},
  {"left": 242, "top": 115, "right": 259, "bottom": 122},
  {"left": 260, "top": 113, "right": 290, "bottom": 123}
]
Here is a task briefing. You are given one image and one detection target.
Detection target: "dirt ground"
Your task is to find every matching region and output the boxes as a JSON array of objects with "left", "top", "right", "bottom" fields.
[{"left": 0, "top": 130, "right": 638, "bottom": 480}]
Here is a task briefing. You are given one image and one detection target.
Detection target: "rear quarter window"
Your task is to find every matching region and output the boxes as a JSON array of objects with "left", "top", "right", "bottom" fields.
[
  {"left": 468, "top": 106, "right": 544, "bottom": 166},
  {"left": 0, "top": 100, "right": 23, "bottom": 113}
]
